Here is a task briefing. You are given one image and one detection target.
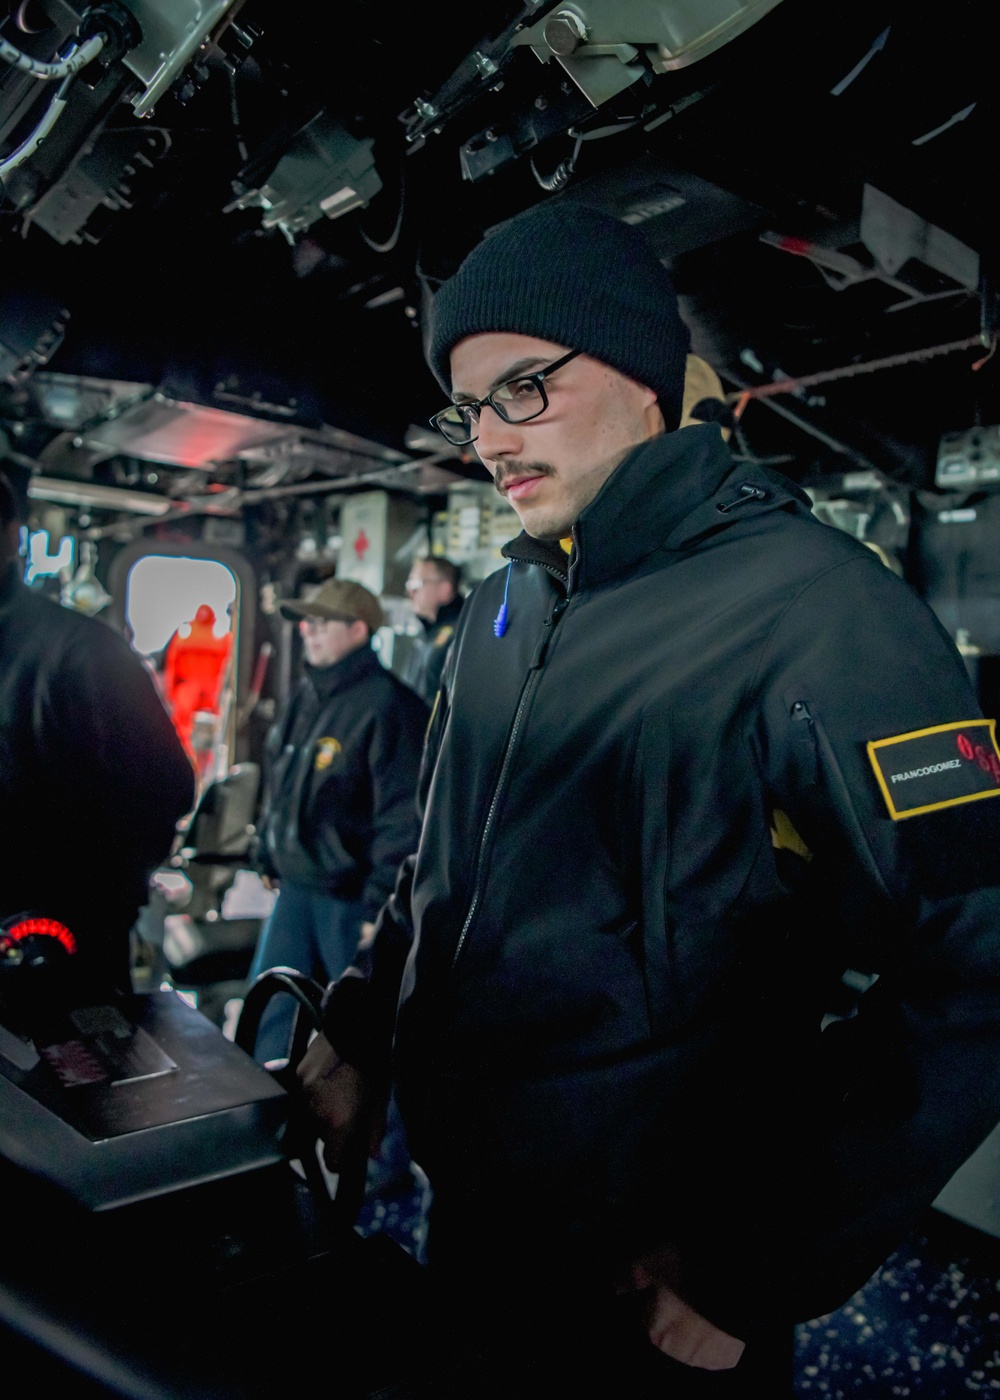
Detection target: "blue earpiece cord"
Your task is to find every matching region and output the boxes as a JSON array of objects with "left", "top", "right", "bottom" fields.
[{"left": 493, "top": 562, "right": 513, "bottom": 637}]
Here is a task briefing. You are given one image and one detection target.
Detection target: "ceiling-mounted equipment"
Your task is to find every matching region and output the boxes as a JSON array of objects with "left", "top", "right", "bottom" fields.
[
  {"left": 120, "top": 0, "right": 236, "bottom": 118},
  {"left": 0, "top": 290, "right": 68, "bottom": 385},
  {"left": 1, "top": 0, "right": 253, "bottom": 245},
  {"left": 511, "top": 0, "right": 786, "bottom": 108},
  {"left": 936, "top": 426, "right": 1000, "bottom": 489},
  {"left": 228, "top": 114, "right": 382, "bottom": 243},
  {"left": 860, "top": 185, "right": 980, "bottom": 293},
  {"left": 761, "top": 186, "right": 980, "bottom": 312},
  {"left": 27, "top": 476, "right": 173, "bottom": 515},
  {"left": 401, "top": 0, "right": 787, "bottom": 154}
]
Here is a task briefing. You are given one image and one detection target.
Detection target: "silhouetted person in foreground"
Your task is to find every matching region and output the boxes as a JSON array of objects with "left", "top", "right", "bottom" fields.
[{"left": 0, "top": 466, "right": 194, "bottom": 991}]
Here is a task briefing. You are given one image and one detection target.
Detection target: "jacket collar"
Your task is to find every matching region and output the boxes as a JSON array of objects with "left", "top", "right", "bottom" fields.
[
  {"left": 503, "top": 425, "right": 811, "bottom": 591},
  {"left": 501, "top": 532, "right": 570, "bottom": 583},
  {"left": 305, "top": 641, "right": 380, "bottom": 698}
]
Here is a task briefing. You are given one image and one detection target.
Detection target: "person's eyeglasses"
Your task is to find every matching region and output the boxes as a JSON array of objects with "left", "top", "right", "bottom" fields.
[
  {"left": 406, "top": 574, "right": 446, "bottom": 593},
  {"left": 429, "top": 349, "right": 581, "bottom": 446}
]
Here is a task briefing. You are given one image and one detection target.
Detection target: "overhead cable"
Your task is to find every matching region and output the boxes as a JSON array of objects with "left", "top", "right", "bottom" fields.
[
  {"left": 0, "top": 72, "right": 74, "bottom": 177},
  {"left": 360, "top": 172, "right": 405, "bottom": 254},
  {"left": 724, "top": 335, "right": 989, "bottom": 406},
  {"left": 0, "top": 30, "right": 105, "bottom": 80},
  {"left": 530, "top": 130, "right": 583, "bottom": 193}
]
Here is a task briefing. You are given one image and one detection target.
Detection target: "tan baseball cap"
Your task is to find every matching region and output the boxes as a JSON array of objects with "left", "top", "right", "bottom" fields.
[{"left": 279, "top": 578, "right": 385, "bottom": 633}]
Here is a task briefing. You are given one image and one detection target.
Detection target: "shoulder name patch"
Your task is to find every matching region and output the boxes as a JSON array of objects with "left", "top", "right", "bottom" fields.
[{"left": 867, "top": 719, "right": 1000, "bottom": 821}]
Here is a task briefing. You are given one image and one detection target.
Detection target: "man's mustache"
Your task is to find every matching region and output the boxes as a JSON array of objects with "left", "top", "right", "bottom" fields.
[{"left": 493, "top": 462, "right": 556, "bottom": 496}]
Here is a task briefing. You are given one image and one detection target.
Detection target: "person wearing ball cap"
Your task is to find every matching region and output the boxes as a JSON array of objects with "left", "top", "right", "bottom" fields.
[
  {"left": 300, "top": 200, "right": 1000, "bottom": 1396},
  {"left": 249, "top": 576, "right": 427, "bottom": 1066}
]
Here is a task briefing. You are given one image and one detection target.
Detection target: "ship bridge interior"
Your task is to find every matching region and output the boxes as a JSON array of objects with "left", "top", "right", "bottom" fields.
[{"left": 3, "top": 3, "right": 1000, "bottom": 1397}]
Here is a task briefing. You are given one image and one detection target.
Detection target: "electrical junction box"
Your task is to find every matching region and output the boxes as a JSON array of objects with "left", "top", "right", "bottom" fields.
[
  {"left": 444, "top": 483, "right": 522, "bottom": 583},
  {"left": 936, "top": 426, "right": 1000, "bottom": 488}
]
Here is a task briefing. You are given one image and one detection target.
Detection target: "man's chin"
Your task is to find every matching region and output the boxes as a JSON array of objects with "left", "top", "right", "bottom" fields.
[{"left": 512, "top": 504, "right": 573, "bottom": 541}]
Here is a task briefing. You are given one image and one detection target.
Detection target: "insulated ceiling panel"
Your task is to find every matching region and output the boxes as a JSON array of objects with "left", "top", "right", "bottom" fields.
[{"left": 77, "top": 396, "right": 293, "bottom": 468}]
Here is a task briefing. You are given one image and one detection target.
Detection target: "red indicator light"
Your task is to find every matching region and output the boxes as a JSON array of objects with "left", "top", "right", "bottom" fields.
[
  {"left": 777, "top": 236, "right": 814, "bottom": 256},
  {"left": 3, "top": 917, "right": 77, "bottom": 955}
]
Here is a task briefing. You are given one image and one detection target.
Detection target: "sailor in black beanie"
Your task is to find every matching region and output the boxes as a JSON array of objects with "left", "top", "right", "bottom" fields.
[
  {"left": 301, "top": 198, "right": 1000, "bottom": 1400},
  {"left": 428, "top": 201, "right": 690, "bottom": 426},
  {"left": 425, "top": 201, "right": 689, "bottom": 543}
]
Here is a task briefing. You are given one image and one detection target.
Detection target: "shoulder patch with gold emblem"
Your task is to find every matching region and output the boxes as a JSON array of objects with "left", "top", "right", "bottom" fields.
[
  {"left": 434, "top": 625, "right": 454, "bottom": 648},
  {"left": 867, "top": 719, "right": 1000, "bottom": 820},
  {"left": 314, "top": 736, "right": 342, "bottom": 771}
]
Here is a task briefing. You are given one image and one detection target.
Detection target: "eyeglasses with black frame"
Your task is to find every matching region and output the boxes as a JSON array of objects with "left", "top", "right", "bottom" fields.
[{"left": 429, "top": 348, "right": 582, "bottom": 446}]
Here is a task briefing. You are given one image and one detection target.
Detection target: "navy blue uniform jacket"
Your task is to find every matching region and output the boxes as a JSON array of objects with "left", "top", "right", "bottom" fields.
[
  {"left": 327, "top": 426, "right": 1000, "bottom": 1336},
  {"left": 259, "top": 644, "right": 427, "bottom": 922}
]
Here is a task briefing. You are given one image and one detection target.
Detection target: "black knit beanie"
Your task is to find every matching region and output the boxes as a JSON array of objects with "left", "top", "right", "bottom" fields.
[{"left": 427, "top": 200, "right": 691, "bottom": 431}]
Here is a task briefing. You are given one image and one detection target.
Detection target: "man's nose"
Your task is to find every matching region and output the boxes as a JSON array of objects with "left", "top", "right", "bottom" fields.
[{"left": 475, "top": 405, "right": 523, "bottom": 466}]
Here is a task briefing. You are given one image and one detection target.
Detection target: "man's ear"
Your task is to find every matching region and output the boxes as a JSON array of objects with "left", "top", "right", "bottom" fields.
[
  {"left": 627, "top": 375, "right": 664, "bottom": 437},
  {"left": 646, "top": 401, "right": 666, "bottom": 436}
]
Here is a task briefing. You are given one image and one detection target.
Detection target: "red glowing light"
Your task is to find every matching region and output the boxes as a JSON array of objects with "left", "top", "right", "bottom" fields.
[
  {"left": 777, "top": 236, "right": 814, "bottom": 257},
  {"left": 3, "top": 917, "right": 77, "bottom": 954}
]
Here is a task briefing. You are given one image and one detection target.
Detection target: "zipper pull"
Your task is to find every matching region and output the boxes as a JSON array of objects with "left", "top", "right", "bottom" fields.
[
  {"left": 493, "top": 562, "right": 514, "bottom": 637},
  {"left": 789, "top": 699, "right": 818, "bottom": 785},
  {"left": 530, "top": 598, "right": 568, "bottom": 669},
  {"left": 716, "top": 483, "right": 767, "bottom": 514}
]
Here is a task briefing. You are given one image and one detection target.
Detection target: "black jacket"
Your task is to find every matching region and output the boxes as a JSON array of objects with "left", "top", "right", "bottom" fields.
[
  {"left": 0, "top": 566, "right": 195, "bottom": 988},
  {"left": 400, "top": 595, "right": 464, "bottom": 705},
  {"left": 259, "top": 644, "right": 427, "bottom": 920},
  {"left": 333, "top": 426, "right": 1000, "bottom": 1334}
]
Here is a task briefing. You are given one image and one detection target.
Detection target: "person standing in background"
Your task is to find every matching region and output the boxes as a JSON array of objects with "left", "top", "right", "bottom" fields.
[
  {"left": 250, "top": 577, "right": 426, "bottom": 1065},
  {"left": 401, "top": 557, "right": 464, "bottom": 705}
]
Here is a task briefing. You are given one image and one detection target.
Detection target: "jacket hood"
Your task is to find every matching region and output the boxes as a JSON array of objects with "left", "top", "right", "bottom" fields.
[{"left": 504, "top": 425, "right": 811, "bottom": 591}]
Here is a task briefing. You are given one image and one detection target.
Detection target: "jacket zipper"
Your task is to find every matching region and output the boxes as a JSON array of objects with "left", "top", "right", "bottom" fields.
[
  {"left": 452, "top": 594, "right": 568, "bottom": 968},
  {"left": 789, "top": 697, "right": 819, "bottom": 786},
  {"left": 789, "top": 695, "right": 891, "bottom": 898}
]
